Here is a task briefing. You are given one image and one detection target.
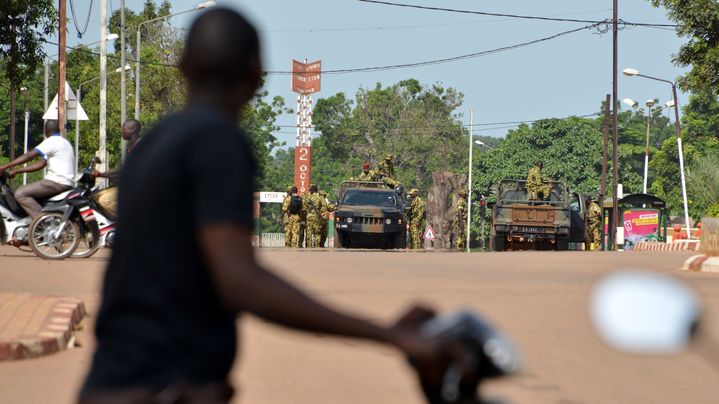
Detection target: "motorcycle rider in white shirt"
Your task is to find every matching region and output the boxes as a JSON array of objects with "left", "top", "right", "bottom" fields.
[{"left": 0, "top": 119, "right": 75, "bottom": 219}]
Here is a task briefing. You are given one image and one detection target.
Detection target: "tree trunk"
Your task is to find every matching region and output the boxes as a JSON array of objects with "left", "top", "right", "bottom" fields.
[
  {"left": 9, "top": 86, "right": 16, "bottom": 160},
  {"left": 426, "top": 172, "right": 467, "bottom": 249}
]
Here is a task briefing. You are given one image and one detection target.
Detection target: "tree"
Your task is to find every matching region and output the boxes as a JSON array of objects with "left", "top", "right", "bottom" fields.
[
  {"left": 650, "top": 0, "right": 719, "bottom": 93},
  {"left": 0, "top": 0, "right": 57, "bottom": 159},
  {"left": 312, "top": 79, "right": 468, "bottom": 195},
  {"left": 686, "top": 150, "right": 719, "bottom": 219}
]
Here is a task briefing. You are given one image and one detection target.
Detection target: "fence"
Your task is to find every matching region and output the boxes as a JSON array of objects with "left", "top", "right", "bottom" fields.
[{"left": 260, "top": 233, "right": 285, "bottom": 248}]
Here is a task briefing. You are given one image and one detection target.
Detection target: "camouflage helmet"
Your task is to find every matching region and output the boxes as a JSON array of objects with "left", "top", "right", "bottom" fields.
[
  {"left": 409, "top": 188, "right": 419, "bottom": 196},
  {"left": 319, "top": 190, "right": 327, "bottom": 196},
  {"left": 385, "top": 154, "right": 394, "bottom": 161},
  {"left": 286, "top": 185, "right": 293, "bottom": 192},
  {"left": 458, "top": 188, "right": 468, "bottom": 197}
]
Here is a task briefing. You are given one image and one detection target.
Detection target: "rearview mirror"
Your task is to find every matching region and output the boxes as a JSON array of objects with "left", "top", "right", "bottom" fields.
[{"left": 590, "top": 271, "right": 700, "bottom": 353}]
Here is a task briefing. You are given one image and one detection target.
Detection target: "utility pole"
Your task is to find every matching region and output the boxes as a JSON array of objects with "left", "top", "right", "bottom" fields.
[
  {"left": 120, "top": 0, "right": 127, "bottom": 162},
  {"left": 611, "top": 0, "right": 620, "bottom": 251},
  {"left": 601, "top": 94, "right": 610, "bottom": 199},
  {"left": 99, "top": 0, "right": 108, "bottom": 180},
  {"left": 466, "top": 109, "right": 474, "bottom": 253},
  {"left": 58, "top": 0, "right": 67, "bottom": 136}
]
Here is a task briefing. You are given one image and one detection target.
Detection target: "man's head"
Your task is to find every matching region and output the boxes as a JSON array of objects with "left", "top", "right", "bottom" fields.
[
  {"left": 121, "top": 119, "right": 141, "bottom": 141},
  {"left": 291, "top": 186, "right": 298, "bottom": 195},
  {"left": 319, "top": 190, "right": 327, "bottom": 197},
  {"left": 286, "top": 185, "right": 293, "bottom": 194},
  {"left": 409, "top": 188, "right": 418, "bottom": 198},
  {"left": 310, "top": 184, "right": 318, "bottom": 193},
  {"left": 536, "top": 161, "right": 543, "bottom": 170},
  {"left": 180, "top": 8, "right": 262, "bottom": 114},
  {"left": 362, "top": 162, "right": 370, "bottom": 173},
  {"left": 44, "top": 120, "right": 60, "bottom": 137},
  {"left": 385, "top": 154, "right": 393, "bottom": 162},
  {"left": 458, "top": 188, "right": 468, "bottom": 197}
]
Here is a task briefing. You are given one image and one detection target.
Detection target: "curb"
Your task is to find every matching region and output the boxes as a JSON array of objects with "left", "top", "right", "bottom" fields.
[
  {"left": 635, "top": 241, "right": 701, "bottom": 252},
  {"left": 681, "top": 255, "right": 719, "bottom": 273},
  {"left": 0, "top": 297, "right": 87, "bottom": 361}
]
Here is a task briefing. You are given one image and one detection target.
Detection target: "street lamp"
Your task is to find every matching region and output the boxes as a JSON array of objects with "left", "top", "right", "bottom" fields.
[
  {"left": 43, "top": 34, "right": 119, "bottom": 116},
  {"left": 75, "top": 65, "right": 132, "bottom": 173},
  {"left": 622, "top": 97, "right": 662, "bottom": 194},
  {"left": 19, "top": 87, "right": 30, "bottom": 185},
  {"left": 623, "top": 67, "right": 691, "bottom": 238},
  {"left": 134, "top": 1, "right": 216, "bottom": 122}
]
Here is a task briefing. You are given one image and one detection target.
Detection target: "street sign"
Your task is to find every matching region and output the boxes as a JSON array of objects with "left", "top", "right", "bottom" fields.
[
  {"left": 423, "top": 226, "right": 436, "bottom": 241},
  {"left": 43, "top": 82, "right": 88, "bottom": 120},
  {"left": 259, "top": 192, "right": 286, "bottom": 203},
  {"left": 291, "top": 59, "right": 321, "bottom": 94}
]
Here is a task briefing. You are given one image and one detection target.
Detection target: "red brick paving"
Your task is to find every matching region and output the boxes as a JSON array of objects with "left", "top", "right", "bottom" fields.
[{"left": 0, "top": 293, "right": 86, "bottom": 361}]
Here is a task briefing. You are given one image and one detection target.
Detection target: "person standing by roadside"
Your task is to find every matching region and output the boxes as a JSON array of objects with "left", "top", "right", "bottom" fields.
[
  {"left": 454, "top": 188, "right": 468, "bottom": 250},
  {"left": 280, "top": 185, "right": 293, "bottom": 247},
  {"left": 319, "top": 189, "right": 335, "bottom": 248}
]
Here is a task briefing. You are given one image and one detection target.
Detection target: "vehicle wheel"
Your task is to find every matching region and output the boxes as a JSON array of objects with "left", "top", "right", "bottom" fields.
[
  {"left": 491, "top": 233, "right": 506, "bottom": 251},
  {"left": 29, "top": 213, "right": 81, "bottom": 260},
  {"left": 73, "top": 220, "right": 101, "bottom": 258}
]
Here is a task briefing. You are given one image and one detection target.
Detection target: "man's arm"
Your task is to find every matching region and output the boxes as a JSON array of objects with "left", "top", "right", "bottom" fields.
[
  {"left": 9, "top": 159, "right": 47, "bottom": 177},
  {"left": 93, "top": 168, "right": 120, "bottom": 179},
  {"left": 199, "top": 224, "right": 440, "bottom": 359},
  {"left": 0, "top": 150, "right": 41, "bottom": 173}
]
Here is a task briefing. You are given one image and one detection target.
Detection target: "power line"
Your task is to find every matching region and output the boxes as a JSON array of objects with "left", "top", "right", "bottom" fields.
[
  {"left": 69, "top": 0, "right": 94, "bottom": 38},
  {"left": 265, "top": 23, "right": 604, "bottom": 74},
  {"left": 357, "top": 0, "right": 677, "bottom": 28}
]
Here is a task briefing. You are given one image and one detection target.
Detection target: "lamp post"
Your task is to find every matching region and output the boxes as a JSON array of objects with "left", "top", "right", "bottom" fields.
[
  {"left": 76, "top": 65, "right": 132, "bottom": 174},
  {"left": 20, "top": 87, "right": 29, "bottom": 185},
  {"left": 623, "top": 68, "right": 691, "bottom": 238},
  {"left": 43, "top": 34, "right": 119, "bottom": 118},
  {"left": 467, "top": 109, "right": 474, "bottom": 253},
  {"left": 622, "top": 97, "right": 662, "bottom": 194},
  {"left": 134, "top": 1, "right": 215, "bottom": 121}
]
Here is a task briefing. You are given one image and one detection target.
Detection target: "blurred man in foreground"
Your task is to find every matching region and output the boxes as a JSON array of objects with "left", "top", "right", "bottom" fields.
[{"left": 79, "top": 8, "right": 444, "bottom": 403}]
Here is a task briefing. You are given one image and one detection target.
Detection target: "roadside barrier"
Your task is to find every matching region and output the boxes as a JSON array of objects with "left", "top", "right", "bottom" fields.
[
  {"left": 634, "top": 240, "right": 700, "bottom": 252},
  {"left": 260, "top": 233, "right": 285, "bottom": 248}
]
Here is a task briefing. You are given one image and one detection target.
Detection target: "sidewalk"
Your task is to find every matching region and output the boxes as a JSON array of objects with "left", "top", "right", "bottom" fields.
[{"left": 0, "top": 293, "right": 86, "bottom": 361}]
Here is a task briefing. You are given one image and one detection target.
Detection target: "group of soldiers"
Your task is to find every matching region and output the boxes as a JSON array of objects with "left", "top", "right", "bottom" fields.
[
  {"left": 280, "top": 184, "right": 335, "bottom": 248},
  {"left": 354, "top": 155, "right": 400, "bottom": 188}
]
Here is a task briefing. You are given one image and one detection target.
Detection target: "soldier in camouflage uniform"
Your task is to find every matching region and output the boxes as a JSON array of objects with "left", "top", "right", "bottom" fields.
[
  {"left": 355, "top": 162, "right": 375, "bottom": 181},
  {"left": 408, "top": 188, "right": 426, "bottom": 249},
  {"left": 454, "top": 188, "right": 468, "bottom": 250},
  {"left": 282, "top": 186, "right": 302, "bottom": 247},
  {"left": 302, "top": 184, "right": 324, "bottom": 248},
  {"left": 319, "top": 190, "right": 335, "bottom": 248},
  {"left": 280, "top": 185, "right": 293, "bottom": 247},
  {"left": 586, "top": 197, "right": 602, "bottom": 250},
  {"left": 377, "top": 154, "right": 399, "bottom": 188},
  {"left": 526, "top": 161, "right": 552, "bottom": 200}
]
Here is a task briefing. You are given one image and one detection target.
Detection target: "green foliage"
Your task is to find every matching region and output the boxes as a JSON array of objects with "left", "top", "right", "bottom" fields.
[
  {"left": 649, "top": 90, "right": 719, "bottom": 215},
  {"left": 686, "top": 150, "right": 719, "bottom": 219},
  {"left": 650, "top": 0, "right": 719, "bottom": 93},
  {"left": 0, "top": 0, "right": 57, "bottom": 87},
  {"left": 310, "top": 79, "right": 468, "bottom": 196},
  {"left": 707, "top": 203, "right": 719, "bottom": 218}
]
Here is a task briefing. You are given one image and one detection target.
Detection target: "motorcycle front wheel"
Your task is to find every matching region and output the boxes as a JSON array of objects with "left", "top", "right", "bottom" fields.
[{"left": 29, "top": 212, "right": 81, "bottom": 260}]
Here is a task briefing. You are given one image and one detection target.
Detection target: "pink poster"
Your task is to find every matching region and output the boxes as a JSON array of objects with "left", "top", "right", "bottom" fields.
[{"left": 622, "top": 209, "right": 661, "bottom": 249}]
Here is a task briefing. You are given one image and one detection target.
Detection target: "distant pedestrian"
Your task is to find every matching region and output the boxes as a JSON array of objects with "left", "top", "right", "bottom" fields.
[
  {"left": 302, "top": 184, "right": 324, "bottom": 248},
  {"left": 408, "top": 188, "right": 426, "bottom": 249},
  {"left": 319, "top": 189, "right": 335, "bottom": 247},
  {"left": 280, "top": 185, "right": 295, "bottom": 247}
]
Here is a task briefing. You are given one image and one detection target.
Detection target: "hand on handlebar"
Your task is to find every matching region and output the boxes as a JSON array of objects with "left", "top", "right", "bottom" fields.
[{"left": 91, "top": 170, "right": 102, "bottom": 178}]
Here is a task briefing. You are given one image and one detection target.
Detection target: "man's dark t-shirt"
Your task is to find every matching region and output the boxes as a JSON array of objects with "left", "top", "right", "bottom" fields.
[{"left": 83, "top": 105, "right": 255, "bottom": 390}]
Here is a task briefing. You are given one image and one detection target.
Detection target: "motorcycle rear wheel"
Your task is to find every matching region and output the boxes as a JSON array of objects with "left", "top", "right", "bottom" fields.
[{"left": 29, "top": 213, "right": 81, "bottom": 260}]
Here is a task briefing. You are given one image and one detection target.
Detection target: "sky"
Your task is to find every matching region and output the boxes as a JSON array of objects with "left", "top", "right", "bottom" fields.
[{"left": 48, "top": 0, "right": 690, "bottom": 148}]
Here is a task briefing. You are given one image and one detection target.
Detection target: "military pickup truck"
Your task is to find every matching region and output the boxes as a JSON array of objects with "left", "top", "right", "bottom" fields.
[
  {"left": 333, "top": 181, "right": 408, "bottom": 249},
  {"left": 489, "top": 179, "right": 588, "bottom": 251}
]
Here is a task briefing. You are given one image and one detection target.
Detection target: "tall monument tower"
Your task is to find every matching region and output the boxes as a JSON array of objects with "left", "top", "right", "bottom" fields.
[{"left": 291, "top": 59, "right": 321, "bottom": 194}]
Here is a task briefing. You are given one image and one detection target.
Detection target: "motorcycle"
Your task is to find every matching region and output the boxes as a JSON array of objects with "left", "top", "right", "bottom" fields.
[
  {"left": 0, "top": 172, "right": 80, "bottom": 258},
  {"left": 28, "top": 157, "right": 116, "bottom": 260},
  {"left": 412, "top": 310, "right": 520, "bottom": 404}
]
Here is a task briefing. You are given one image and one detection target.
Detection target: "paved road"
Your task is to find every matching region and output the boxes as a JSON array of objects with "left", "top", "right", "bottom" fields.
[{"left": 0, "top": 246, "right": 716, "bottom": 403}]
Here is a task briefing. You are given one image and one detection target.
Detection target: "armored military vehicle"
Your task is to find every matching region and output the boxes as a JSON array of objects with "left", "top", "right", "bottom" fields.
[
  {"left": 333, "top": 181, "right": 408, "bottom": 249},
  {"left": 489, "top": 179, "right": 588, "bottom": 251}
]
